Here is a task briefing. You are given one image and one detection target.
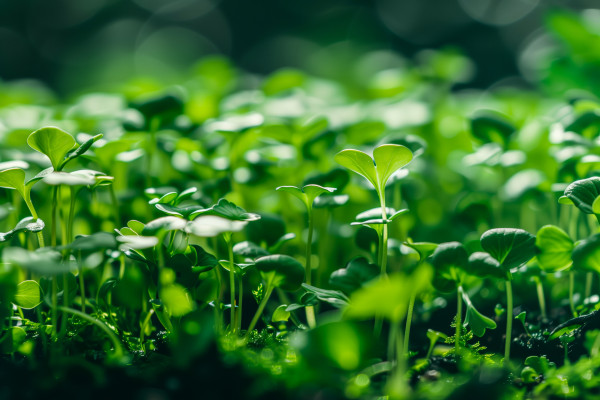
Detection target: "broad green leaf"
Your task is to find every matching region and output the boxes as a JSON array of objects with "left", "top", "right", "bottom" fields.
[
  {"left": 470, "top": 110, "right": 516, "bottom": 147},
  {"left": 334, "top": 149, "right": 377, "bottom": 189},
  {"left": 43, "top": 171, "right": 96, "bottom": 186},
  {"left": 356, "top": 207, "right": 397, "bottom": 221},
  {"left": 373, "top": 144, "right": 413, "bottom": 189},
  {"left": 329, "top": 257, "right": 379, "bottom": 295},
  {"left": 480, "top": 228, "right": 536, "bottom": 271},
  {"left": 524, "top": 355, "right": 556, "bottom": 375},
  {"left": 3, "top": 247, "right": 74, "bottom": 275},
  {"left": 564, "top": 177, "right": 600, "bottom": 214},
  {"left": 403, "top": 241, "right": 438, "bottom": 262},
  {"left": 301, "top": 284, "right": 349, "bottom": 308},
  {"left": 272, "top": 304, "right": 291, "bottom": 322},
  {"left": 464, "top": 302, "right": 497, "bottom": 337},
  {"left": 186, "top": 215, "right": 247, "bottom": 237},
  {"left": 345, "top": 264, "right": 432, "bottom": 322},
  {"left": 467, "top": 252, "right": 506, "bottom": 279},
  {"left": 209, "top": 198, "right": 260, "bottom": 221},
  {"left": 116, "top": 235, "right": 159, "bottom": 251},
  {"left": 430, "top": 242, "right": 468, "bottom": 292},
  {"left": 233, "top": 241, "right": 269, "bottom": 259},
  {"left": 142, "top": 216, "right": 187, "bottom": 236},
  {"left": 313, "top": 194, "right": 349, "bottom": 209},
  {"left": 25, "top": 167, "right": 53, "bottom": 187},
  {"left": 13, "top": 280, "right": 42, "bottom": 309},
  {"left": 254, "top": 254, "right": 304, "bottom": 291},
  {"left": 572, "top": 234, "right": 600, "bottom": 274},
  {"left": 27, "top": 126, "right": 76, "bottom": 170},
  {"left": 535, "top": 225, "right": 574, "bottom": 272},
  {"left": 63, "top": 232, "right": 117, "bottom": 252},
  {"left": 0, "top": 217, "right": 45, "bottom": 242},
  {"left": 0, "top": 168, "right": 25, "bottom": 197},
  {"left": 160, "top": 283, "right": 194, "bottom": 317},
  {"left": 593, "top": 195, "right": 600, "bottom": 214}
]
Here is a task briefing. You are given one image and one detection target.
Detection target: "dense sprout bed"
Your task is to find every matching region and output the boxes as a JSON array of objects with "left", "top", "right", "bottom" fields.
[{"left": 2, "top": 12, "right": 600, "bottom": 400}]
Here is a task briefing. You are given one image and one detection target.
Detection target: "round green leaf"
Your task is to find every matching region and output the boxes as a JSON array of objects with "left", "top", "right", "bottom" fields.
[
  {"left": 480, "top": 228, "right": 536, "bottom": 271},
  {"left": 329, "top": 257, "right": 379, "bottom": 295},
  {"left": 254, "top": 254, "right": 304, "bottom": 291},
  {"left": 564, "top": 177, "right": 600, "bottom": 214},
  {"left": 572, "top": 234, "right": 600, "bottom": 274},
  {"left": 272, "top": 304, "right": 291, "bottom": 322},
  {"left": 13, "top": 280, "right": 42, "bottom": 309},
  {"left": 27, "top": 126, "right": 76, "bottom": 170},
  {"left": 535, "top": 225, "right": 574, "bottom": 273},
  {"left": 467, "top": 252, "right": 506, "bottom": 279}
]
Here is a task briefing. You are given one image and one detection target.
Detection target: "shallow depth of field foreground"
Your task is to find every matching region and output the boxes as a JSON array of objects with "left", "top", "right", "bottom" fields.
[{"left": 2, "top": 2, "right": 600, "bottom": 399}]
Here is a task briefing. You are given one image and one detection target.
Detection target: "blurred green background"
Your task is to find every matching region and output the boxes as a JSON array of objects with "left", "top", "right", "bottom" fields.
[{"left": 1, "top": 0, "right": 598, "bottom": 95}]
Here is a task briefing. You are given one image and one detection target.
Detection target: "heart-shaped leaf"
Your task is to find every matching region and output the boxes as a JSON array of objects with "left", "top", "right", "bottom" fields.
[
  {"left": 564, "top": 177, "right": 600, "bottom": 215},
  {"left": 13, "top": 280, "right": 42, "bottom": 309},
  {"left": 480, "top": 228, "right": 536, "bottom": 272},
  {"left": 572, "top": 234, "right": 600, "bottom": 274},
  {"left": 27, "top": 126, "right": 76, "bottom": 170},
  {"left": 335, "top": 144, "right": 413, "bottom": 195},
  {"left": 535, "top": 225, "right": 574, "bottom": 272},
  {"left": 430, "top": 242, "right": 468, "bottom": 292},
  {"left": 276, "top": 184, "right": 336, "bottom": 210}
]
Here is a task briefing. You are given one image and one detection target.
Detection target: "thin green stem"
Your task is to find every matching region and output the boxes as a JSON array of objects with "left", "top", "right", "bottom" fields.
[
  {"left": 533, "top": 276, "right": 547, "bottom": 321},
  {"left": 213, "top": 267, "right": 223, "bottom": 333},
  {"left": 505, "top": 280, "right": 513, "bottom": 366},
  {"left": 569, "top": 270, "right": 577, "bottom": 318},
  {"left": 388, "top": 318, "right": 407, "bottom": 399},
  {"left": 237, "top": 276, "right": 243, "bottom": 332},
  {"left": 403, "top": 291, "right": 416, "bottom": 358},
  {"left": 585, "top": 272, "right": 593, "bottom": 301},
  {"left": 226, "top": 236, "right": 236, "bottom": 333},
  {"left": 140, "top": 308, "right": 155, "bottom": 352},
  {"left": 23, "top": 187, "right": 44, "bottom": 248},
  {"left": 246, "top": 285, "right": 274, "bottom": 338},
  {"left": 305, "top": 207, "right": 316, "bottom": 329},
  {"left": 78, "top": 251, "right": 86, "bottom": 313},
  {"left": 456, "top": 287, "right": 463, "bottom": 356},
  {"left": 109, "top": 185, "right": 121, "bottom": 228},
  {"left": 67, "top": 187, "right": 77, "bottom": 244},
  {"left": 57, "top": 306, "right": 123, "bottom": 358},
  {"left": 51, "top": 277, "right": 58, "bottom": 339}
]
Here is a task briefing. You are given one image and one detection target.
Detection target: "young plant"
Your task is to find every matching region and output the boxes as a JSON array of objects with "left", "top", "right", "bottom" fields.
[
  {"left": 431, "top": 242, "right": 496, "bottom": 357},
  {"left": 276, "top": 184, "right": 336, "bottom": 328},
  {"left": 245, "top": 255, "right": 304, "bottom": 339},
  {"left": 335, "top": 144, "right": 413, "bottom": 276},
  {"left": 480, "top": 228, "right": 536, "bottom": 366}
]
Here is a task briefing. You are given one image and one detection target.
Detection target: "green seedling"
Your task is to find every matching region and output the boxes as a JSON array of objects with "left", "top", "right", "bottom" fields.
[
  {"left": 535, "top": 225, "right": 575, "bottom": 319},
  {"left": 431, "top": 242, "right": 496, "bottom": 357},
  {"left": 335, "top": 144, "right": 413, "bottom": 277},
  {"left": 245, "top": 255, "right": 304, "bottom": 339},
  {"left": 480, "top": 228, "right": 536, "bottom": 366},
  {"left": 276, "top": 183, "right": 336, "bottom": 328}
]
